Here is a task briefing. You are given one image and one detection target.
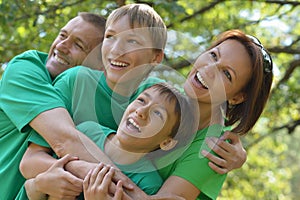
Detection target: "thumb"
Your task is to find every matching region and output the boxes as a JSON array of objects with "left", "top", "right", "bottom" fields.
[
  {"left": 55, "top": 154, "right": 79, "bottom": 168},
  {"left": 220, "top": 131, "right": 239, "bottom": 144}
]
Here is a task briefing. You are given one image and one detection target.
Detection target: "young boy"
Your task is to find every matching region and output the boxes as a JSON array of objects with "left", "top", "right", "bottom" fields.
[{"left": 21, "top": 83, "right": 197, "bottom": 199}]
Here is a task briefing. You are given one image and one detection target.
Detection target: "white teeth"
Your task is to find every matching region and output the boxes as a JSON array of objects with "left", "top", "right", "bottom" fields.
[
  {"left": 54, "top": 55, "right": 68, "bottom": 65},
  {"left": 128, "top": 118, "right": 141, "bottom": 132},
  {"left": 111, "top": 60, "right": 128, "bottom": 67},
  {"left": 196, "top": 71, "right": 208, "bottom": 89}
]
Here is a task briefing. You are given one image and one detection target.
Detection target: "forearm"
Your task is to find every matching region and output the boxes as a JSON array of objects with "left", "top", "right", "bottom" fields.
[
  {"left": 29, "top": 108, "right": 106, "bottom": 163},
  {"left": 65, "top": 160, "right": 97, "bottom": 179},
  {"left": 20, "top": 144, "right": 56, "bottom": 179}
]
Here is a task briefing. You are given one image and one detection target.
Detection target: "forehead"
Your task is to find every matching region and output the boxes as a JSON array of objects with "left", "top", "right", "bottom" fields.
[
  {"left": 144, "top": 87, "right": 176, "bottom": 111},
  {"left": 106, "top": 16, "right": 152, "bottom": 39},
  {"left": 218, "top": 39, "right": 252, "bottom": 81},
  {"left": 62, "top": 17, "right": 102, "bottom": 44}
]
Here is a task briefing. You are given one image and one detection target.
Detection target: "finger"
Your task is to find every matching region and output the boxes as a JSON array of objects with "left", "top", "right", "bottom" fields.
[
  {"left": 90, "top": 163, "right": 105, "bottom": 185},
  {"left": 201, "top": 150, "right": 225, "bottom": 167},
  {"left": 92, "top": 165, "right": 109, "bottom": 187},
  {"left": 83, "top": 169, "right": 92, "bottom": 191},
  {"left": 206, "top": 137, "right": 229, "bottom": 158},
  {"left": 114, "top": 180, "right": 123, "bottom": 200},
  {"left": 208, "top": 161, "right": 228, "bottom": 174},
  {"left": 215, "top": 139, "right": 236, "bottom": 154},
  {"left": 99, "top": 167, "right": 114, "bottom": 192},
  {"left": 113, "top": 170, "right": 134, "bottom": 190},
  {"left": 54, "top": 154, "right": 79, "bottom": 168},
  {"left": 220, "top": 131, "right": 239, "bottom": 143},
  {"left": 65, "top": 171, "right": 84, "bottom": 191}
]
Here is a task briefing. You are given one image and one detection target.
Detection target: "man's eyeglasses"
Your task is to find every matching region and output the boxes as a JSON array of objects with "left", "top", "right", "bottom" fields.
[{"left": 247, "top": 35, "right": 273, "bottom": 73}]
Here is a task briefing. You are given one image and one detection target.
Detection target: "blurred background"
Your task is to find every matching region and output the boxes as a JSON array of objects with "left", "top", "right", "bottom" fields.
[{"left": 1, "top": 0, "right": 299, "bottom": 199}]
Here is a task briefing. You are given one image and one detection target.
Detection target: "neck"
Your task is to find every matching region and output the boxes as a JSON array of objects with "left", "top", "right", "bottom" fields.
[
  {"left": 197, "top": 102, "right": 224, "bottom": 130},
  {"left": 105, "top": 135, "right": 146, "bottom": 165},
  {"left": 108, "top": 79, "right": 142, "bottom": 97}
]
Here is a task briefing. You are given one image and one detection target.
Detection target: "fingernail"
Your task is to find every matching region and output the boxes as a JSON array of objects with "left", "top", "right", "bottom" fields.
[{"left": 202, "top": 150, "right": 208, "bottom": 156}]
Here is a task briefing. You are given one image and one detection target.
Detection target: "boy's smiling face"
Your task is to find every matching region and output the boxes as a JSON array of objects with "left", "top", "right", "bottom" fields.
[
  {"left": 116, "top": 86, "right": 178, "bottom": 153},
  {"left": 102, "top": 15, "right": 163, "bottom": 91}
]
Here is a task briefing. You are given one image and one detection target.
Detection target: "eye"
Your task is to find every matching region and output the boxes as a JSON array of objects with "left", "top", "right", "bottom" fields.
[
  {"left": 75, "top": 42, "right": 84, "bottom": 50},
  {"left": 128, "top": 39, "right": 139, "bottom": 44},
  {"left": 152, "top": 109, "right": 164, "bottom": 121},
  {"left": 105, "top": 33, "right": 114, "bottom": 39},
  {"left": 137, "top": 97, "right": 145, "bottom": 104},
  {"left": 223, "top": 70, "right": 232, "bottom": 81},
  {"left": 153, "top": 110, "right": 162, "bottom": 117},
  {"left": 210, "top": 51, "right": 218, "bottom": 61},
  {"left": 59, "top": 32, "right": 67, "bottom": 39}
]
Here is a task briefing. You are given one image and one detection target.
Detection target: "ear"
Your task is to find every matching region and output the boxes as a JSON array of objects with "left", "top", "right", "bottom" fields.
[
  {"left": 151, "top": 50, "right": 164, "bottom": 64},
  {"left": 228, "top": 92, "right": 247, "bottom": 105},
  {"left": 160, "top": 138, "right": 178, "bottom": 151}
]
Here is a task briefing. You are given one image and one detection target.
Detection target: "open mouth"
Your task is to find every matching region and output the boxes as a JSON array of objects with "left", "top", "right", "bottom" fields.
[
  {"left": 110, "top": 60, "right": 129, "bottom": 68},
  {"left": 127, "top": 118, "right": 141, "bottom": 132},
  {"left": 54, "top": 55, "right": 69, "bottom": 65},
  {"left": 54, "top": 50, "right": 69, "bottom": 65},
  {"left": 195, "top": 71, "right": 208, "bottom": 89}
]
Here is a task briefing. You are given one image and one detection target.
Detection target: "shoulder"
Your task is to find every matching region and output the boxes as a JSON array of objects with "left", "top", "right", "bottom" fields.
[{"left": 10, "top": 50, "right": 47, "bottom": 64}]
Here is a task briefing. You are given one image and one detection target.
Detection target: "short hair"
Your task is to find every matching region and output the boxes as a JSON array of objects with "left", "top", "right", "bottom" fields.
[
  {"left": 106, "top": 3, "right": 167, "bottom": 51},
  {"left": 145, "top": 83, "right": 198, "bottom": 157},
  {"left": 209, "top": 30, "right": 273, "bottom": 134},
  {"left": 78, "top": 12, "right": 106, "bottom": 41}
]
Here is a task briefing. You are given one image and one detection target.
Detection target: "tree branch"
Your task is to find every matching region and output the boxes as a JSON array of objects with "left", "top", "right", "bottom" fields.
[
  {"left": 246, "top": 118, "right": 300, "bottom": 150},
  {"left": 167, "top": 0, "right": 225, "bottom": 28}
]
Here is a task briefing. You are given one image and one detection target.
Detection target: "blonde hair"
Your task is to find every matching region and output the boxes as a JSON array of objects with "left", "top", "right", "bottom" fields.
[{"left": 106, "top": 3, "right": 167, "bottom": 51}]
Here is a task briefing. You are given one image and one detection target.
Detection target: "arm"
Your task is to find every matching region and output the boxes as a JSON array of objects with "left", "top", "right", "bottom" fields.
[
  {"left": 202, "top": 131, "right": 247, "bottom": 174},
  {"left": 29, "top": 107, "right": 104, "bottom": 163},
  {"left": 23, "top": 154, "right": 82, "bottom": 200},
  {"left": 20, "top": 143, "right": 55, "bottom": 179},
  {"left": 151, "top": 176, "right": 199, "bottom": 200}
]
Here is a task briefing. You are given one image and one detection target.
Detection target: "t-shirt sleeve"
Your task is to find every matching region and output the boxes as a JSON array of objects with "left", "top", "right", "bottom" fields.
[
  {"left": 170, "top": 149, "right": 227, "bottom": 200},
  {"left": 52, "top": 67, "right": 81, "bottom": 115},
  {"left": 76, "top": 121, "right": 115, "bottom": 148},
  {"left": 158, "top": 125, "right": 227, "bottom": 200},
  {"left": 0, "top": 51, "right": 66, "bottom": 132},
  {"left": 28, "top": 130, "right": 50, "bottom": 148}
]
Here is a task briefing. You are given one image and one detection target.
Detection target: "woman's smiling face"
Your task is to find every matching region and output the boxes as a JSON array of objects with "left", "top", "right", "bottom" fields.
[{"left": 184, "top": 39, "right": 253, "bottom": 105}]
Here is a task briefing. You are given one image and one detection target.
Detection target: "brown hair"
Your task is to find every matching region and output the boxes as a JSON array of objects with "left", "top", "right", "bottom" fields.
[
  {"left": 209, "top": 30, "right": 273, "bottom": 134},
  {"left": 78, "top": 12, "right": 106, "bottom": 42},
  {"left": 105, "top": 3, "right": 167, "bottom": 51},
  {"left": 145, "top": 83, "right": 198, "bottom": 159}
]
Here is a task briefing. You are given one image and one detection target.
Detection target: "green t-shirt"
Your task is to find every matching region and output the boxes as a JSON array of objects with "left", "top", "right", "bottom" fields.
[
  {"left": 156, "top": 124, "right": 227, "bottom": 200},
  {"left": 77, "top": 121, "right": 163, "bottom": 195},
  {"left": 53, "top": 66, "right": 163, "bottom": 130},
  {"left": 0, "top": 50, "right": 65, "bottom": 199}
]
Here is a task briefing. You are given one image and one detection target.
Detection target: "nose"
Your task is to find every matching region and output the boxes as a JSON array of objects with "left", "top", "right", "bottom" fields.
[
  {"left": 203, "top": 63, "right": 219, "bottom": 79},
  {"left": 56, "top": 38, "right": 71, "bottom": 54},
  {"left": 135, "top": 105, "right": 150, "bottom": 120},
  {"left": 110, "top": 39, "right": 126, "bottom": 57}
]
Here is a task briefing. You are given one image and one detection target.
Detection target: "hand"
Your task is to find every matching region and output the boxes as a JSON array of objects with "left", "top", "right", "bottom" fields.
[
  {"left": 83, "top": 163, "right": 125, "bottom": 200},
  {"left": 201, "top": 131, "right": 247, "bottom": 174},
  {"left": 34, "top": 154, "right": 83, "bottom": 199}
]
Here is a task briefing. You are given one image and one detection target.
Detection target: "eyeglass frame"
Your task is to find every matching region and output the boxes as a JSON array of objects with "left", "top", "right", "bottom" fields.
[{"left": 246, "top": 35, "right": 273, "bottom": 73}]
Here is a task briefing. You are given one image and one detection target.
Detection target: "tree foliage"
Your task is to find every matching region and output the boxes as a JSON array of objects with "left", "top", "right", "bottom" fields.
[{"left": 1, "top": 0, "right": 299, "bottom": 199}]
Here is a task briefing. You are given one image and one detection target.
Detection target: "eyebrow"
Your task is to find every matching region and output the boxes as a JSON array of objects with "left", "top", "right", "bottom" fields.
[
  {"left": 61, "top": 29, "right": 89, "bottom": 52},
  {"left": 217, "top": 46, "right": 237, "bottom": 79},
  {"left": 143, "top": 91, "right": 167, "bottom": 120}
]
